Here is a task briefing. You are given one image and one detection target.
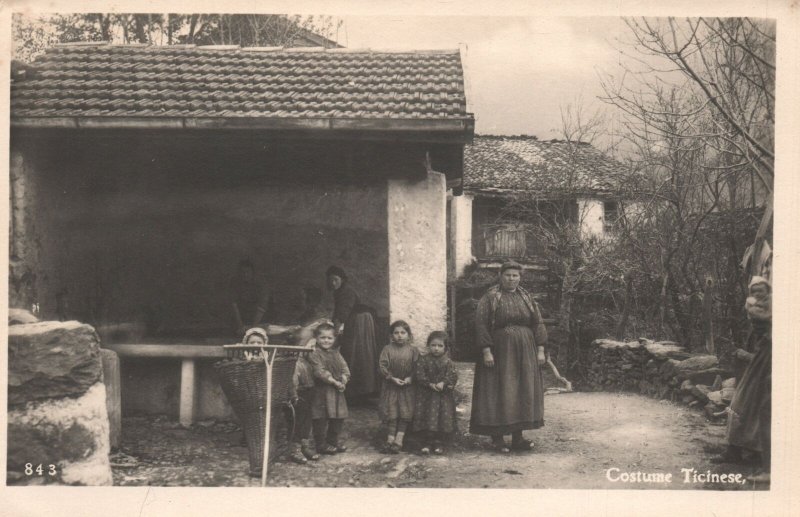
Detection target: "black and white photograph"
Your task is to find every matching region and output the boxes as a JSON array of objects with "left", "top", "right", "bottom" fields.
[{"left": 3, "top": 0, "right": 799, "bottom": 514}]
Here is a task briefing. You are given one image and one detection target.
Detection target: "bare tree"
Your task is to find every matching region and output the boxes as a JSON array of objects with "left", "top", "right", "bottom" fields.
[{"left": 602, "top": 17, "right": 774, "bottom": 279}]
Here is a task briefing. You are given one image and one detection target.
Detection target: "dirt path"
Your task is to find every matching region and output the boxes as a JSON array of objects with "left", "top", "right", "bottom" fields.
[{"left": 113, "top": 364, "right": 764, "bottom": 490}]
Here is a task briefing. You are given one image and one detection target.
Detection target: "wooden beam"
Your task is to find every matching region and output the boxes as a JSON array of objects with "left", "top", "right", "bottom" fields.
[
  {"left": 79, "top": 117, "right": 184, "bottom": 129},
  {"left": 103, "top": 343, "right": 226, "bottom": 358},
  {"left": 12, "top": 116, "right": 475, "bottom": 137}
]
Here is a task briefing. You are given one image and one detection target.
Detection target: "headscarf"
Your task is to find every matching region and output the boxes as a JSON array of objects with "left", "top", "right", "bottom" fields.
[
  {"left": 500, "top": 260, "right": 523, "bottom": 274},
  {"left": 748, "top": 276, "right": 770, "bottom": 291},
  {"left": 242, "top": 327, "right": 268, "bottom": 344},
  {"left": 745, "top": 276, "right": 771, "bottom": 322},
  {"left": 326, "top": 265, "right": 347, "bottom": 281}
]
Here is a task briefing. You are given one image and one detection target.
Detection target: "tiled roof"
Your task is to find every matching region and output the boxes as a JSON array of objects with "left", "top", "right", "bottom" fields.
[
  {"left": 11, "top": 44, "right": 472, "bottom": 125},
  {"left": 464, "top": 135, "right": 631, "bottom": 196}
]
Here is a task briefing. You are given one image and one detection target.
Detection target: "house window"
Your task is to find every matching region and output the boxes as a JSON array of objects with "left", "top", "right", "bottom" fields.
[
  {"left": 484, "top": 225, "right": 527, "bottom": 258},
  {"left": 603, "top": 201, "right": 620, "bottom": 233}
]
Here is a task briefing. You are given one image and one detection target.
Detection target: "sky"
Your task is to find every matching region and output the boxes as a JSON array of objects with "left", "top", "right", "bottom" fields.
[{"left": 341, "top": 16, "right": 631, "bottom": 139}]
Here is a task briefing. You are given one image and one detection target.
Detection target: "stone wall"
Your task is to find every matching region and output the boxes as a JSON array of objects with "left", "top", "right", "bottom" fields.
[
  {"left": 13, "top": 137, "right": 391, "bottom": 332},
  {"left": 585, "top": 339, "right": 736, "bottom": 419},
  {"left": 8, "top": 321, "right": 113, "bottom": 485},
  {"left": 388, "top": 170, "right": 448, "bottom": 345},
  {"left": 9, "top": 146, "right": 43, "bottom": 310}
]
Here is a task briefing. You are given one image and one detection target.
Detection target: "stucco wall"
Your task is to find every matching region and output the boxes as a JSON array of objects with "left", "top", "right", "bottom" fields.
[
  {"left": 120, "top": 358, "right": 235, "bottom": 420},
  {"left": 388, "top": 171, "right": 447, "bottom": 345},
  {"left": 21, "top": 141, "right": 390, "bottom": 334},
  {"left": 578, "top": 198, "right": 605, "bottom": 237},
  {"left": 449, "top": 193, "right": 474, "bottom": 277}
]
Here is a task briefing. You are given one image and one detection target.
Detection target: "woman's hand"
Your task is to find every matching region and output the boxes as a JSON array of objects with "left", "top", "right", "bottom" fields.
[
  {"left": 392, "top": 377, "right": 405, "bottom": 386},
  {"left": 537, "top": 350, "right": 546, "bottom": 366},
  {"left": 435, "top": 381, "right": 445, "bottom": 392},
  {"left": 482, "top": 348, "right": 495, "bottom": 368}
]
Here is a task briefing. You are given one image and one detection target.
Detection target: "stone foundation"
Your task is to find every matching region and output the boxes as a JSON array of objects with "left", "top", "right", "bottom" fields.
[{"left": 7, "top": 320, "right": 112, "bottom": 485}]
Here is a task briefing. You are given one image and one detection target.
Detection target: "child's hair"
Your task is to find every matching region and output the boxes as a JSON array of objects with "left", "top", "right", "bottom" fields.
[
  {"left": 314, "top": 322, "right": 336, "bottom": 337},
  {"left": 389, "top": 320, "right": 413, "bottom": 342},
  {"left": 426, "top": 330, "right": 449, "bottom": 348}
]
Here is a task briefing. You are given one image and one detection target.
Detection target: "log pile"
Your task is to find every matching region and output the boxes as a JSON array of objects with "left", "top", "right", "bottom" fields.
[{"left": 585, "top": 338, "right": 735, "bottom": 419}]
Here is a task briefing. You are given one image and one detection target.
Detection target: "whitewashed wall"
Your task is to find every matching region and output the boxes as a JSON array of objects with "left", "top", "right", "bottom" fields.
[
  {"left": 450, "top": 193, "right": 474, "bottom": 277},
  {"left": 388, "top": 172, "right": 447, "bottom": 345}
]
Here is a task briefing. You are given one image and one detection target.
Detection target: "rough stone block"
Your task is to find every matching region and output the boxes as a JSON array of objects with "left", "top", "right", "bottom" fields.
[
  {"left": 685, "top": 368, "right": 732, "bottom": 385},
  {"left": 8, "top": 308, "right": 39, "bottom": 325},
  {"left": 722, "top": 377, "right": 737, "bottom": 389},
  {"left": 707, "top": 390, "right": 725, "bottom": 406},
  {"left": 7, "top": 383, "right": 112, "bottom": 485},
  {"left": 8, "top": 321, "right": 102, "bottom": 405},
  {"left": 644, "top": 341, "right": 690, "bottom": 360},
  {"left": 674, "top": 355, "right": 719, "bottom": 375},
  {"left": 691, "top": 384, "right": 711, "bottom": 403},
  {"left": 720, "top": 387, "right": 736, "bottom": 404}
]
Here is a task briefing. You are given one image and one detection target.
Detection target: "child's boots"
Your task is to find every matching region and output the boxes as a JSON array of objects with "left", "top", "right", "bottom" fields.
[
  {"left": 301, "top": 439, "right": 320, "bottom": 461},
  {"left": 288, "top": 442, "right": 308, "bottom": 464}
]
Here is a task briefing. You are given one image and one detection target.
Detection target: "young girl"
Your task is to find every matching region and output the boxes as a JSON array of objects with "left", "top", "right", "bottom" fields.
[
  {"left": 378, "top": 320, "right": 419, "bottom": 453},
  {"left": 413, "top": 331, "right": 458, "bottom": 455},
  {"left": 308, "top": 323, "right": 350, "bottom": 455}
]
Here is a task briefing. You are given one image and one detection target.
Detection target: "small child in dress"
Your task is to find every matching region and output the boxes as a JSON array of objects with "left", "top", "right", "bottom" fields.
[
  {"left": 308, "top": 323, "right": 350, "bottom": 455},
  {"left": 413, "top": 331, "right": 458, "bottom": 455},
  {"left": 285, "top": 345, "right": 321, "bottom": 464},
  {"left": 379, "top": 320, "right": 419, "bottom": 453}
]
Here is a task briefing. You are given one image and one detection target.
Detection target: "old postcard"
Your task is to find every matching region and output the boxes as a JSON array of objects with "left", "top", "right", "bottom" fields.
[{"left": 2, "top": 0, "right": 798, "bottom": 515}]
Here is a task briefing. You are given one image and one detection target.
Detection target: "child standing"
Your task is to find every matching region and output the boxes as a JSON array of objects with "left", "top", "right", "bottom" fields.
[
  {"left": 378, "top": 320, "right": 419, "bottom": 453},
  {"left": 413, "top": 331, "right": 458, "bottom": 455},
  {"left": 308, "top": 323, "right": 350, "bottom": 455},
  {"left": 285, "top": 346, "right": 321, "bottom": 464}
]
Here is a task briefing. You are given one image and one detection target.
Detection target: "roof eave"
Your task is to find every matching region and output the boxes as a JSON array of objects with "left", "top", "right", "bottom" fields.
[{"left": 12, "top": 115, "right": 474, "bottom": 139}]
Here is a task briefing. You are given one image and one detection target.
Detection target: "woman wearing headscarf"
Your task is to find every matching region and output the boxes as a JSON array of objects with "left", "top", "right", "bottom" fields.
[
  {"left": 714, "top": 276, "right": 772, "bottom": 482},
  {"left": 470, "top": 260, "right": 548, "bottom": 452},
  {"left": 326, "top": 266, "right": 379, "bottom": 401}
]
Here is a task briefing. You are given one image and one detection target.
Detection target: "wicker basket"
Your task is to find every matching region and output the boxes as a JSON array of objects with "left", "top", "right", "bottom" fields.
[{"left": 215, "top": 353, "right": 299, "bottom": 476}]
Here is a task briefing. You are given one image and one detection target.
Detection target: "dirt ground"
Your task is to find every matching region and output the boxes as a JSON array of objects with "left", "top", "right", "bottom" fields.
[{"left": 112, "top": 363, "right": 767, "bottom": 490}]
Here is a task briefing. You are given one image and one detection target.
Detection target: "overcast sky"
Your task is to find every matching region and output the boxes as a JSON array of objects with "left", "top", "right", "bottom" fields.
[{"left": 342, "top": 16, "right": 630, "bottom": 139}]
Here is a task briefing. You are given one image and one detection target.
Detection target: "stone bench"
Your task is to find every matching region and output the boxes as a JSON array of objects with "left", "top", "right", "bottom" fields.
[{"left": 103, "top": 344, "right": 227, "bottom": 427}]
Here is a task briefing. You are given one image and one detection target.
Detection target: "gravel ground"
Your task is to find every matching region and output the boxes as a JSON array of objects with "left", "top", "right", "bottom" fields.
[{"left": 112, "top": 363, "right": 767, "bottom": 489}]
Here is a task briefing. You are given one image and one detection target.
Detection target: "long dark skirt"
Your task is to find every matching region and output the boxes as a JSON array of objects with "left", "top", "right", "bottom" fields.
[
  {"left": 339, "top": 312, "right": 379, "bottom": 396},
  {"left": 727, "top": 340, "right": 771, "bottom": 452},
  {"left": 469, "top": 325, "right": 544, "bottom": 436}
]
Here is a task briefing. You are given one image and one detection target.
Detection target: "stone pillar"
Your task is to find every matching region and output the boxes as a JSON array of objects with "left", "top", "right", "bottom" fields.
[
  {"left": 7, "top": 321, "right": 113, "bottom": 485},
  {"left": 9, "top": 147, "right": 40, "bottom": 310},
  {"left": 450, "top": 193, "right": 473, "bottom": 277},
  {"left": 101, "top": 349, "right": 122, "bottom": 449},
  {"left": 387, "top": 171, "right": 447, "bottom": 346}
]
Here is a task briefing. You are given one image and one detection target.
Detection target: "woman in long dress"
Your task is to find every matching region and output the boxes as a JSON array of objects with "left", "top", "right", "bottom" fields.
[
  {"left": 326, "top": 266, "right": 379, "bottom": 400},
  {"left": 715, "top": 276, "right": 772, "bottom": 482},
  {"left": 470, "top": 260, "right": 548, "bottom": 452}
]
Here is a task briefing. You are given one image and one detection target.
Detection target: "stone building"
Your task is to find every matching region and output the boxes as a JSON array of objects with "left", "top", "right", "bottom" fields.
[
  {"left": 10, "top": 43, "right": 474, "bottom": 420},
  {"left": 449, "top": 134, "right": 633, "bottom": 278}
]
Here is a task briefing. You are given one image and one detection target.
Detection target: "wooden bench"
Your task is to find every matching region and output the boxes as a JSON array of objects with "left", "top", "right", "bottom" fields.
[{"left": 103, "top": 344, "right": 227, "bottom": 427}]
